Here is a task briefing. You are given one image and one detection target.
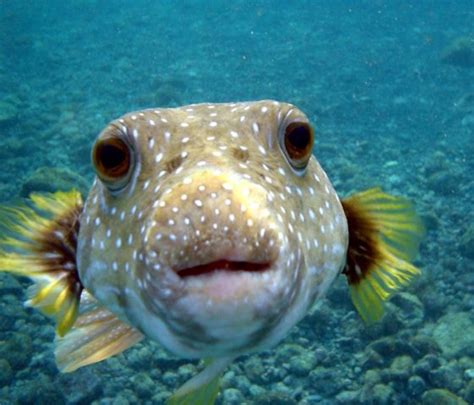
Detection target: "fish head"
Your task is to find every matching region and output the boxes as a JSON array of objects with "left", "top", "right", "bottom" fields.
[{"left": 77, "top": 101, "right": 348, "bottom": 358}]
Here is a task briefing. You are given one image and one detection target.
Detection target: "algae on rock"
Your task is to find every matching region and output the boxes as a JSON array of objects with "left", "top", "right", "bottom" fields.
[
  {"left": 441, "top": 37, "right": 474, "bottom": 68},
  {"left": 431, "top": 312, "right": 474, "bottom": 358}
]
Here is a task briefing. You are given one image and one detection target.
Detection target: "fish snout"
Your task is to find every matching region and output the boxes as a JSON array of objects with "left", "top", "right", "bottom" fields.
[{"left": 145, "top": 170, "right": 281, "bottom": 278}]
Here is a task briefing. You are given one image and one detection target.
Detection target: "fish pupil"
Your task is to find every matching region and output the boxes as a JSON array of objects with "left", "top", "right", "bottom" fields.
[
  {"left": 101, "top": 144, "right": 126, "bottom": 169},
  {"left": 287, "top": 123, "right": 310, "bottom": 151}
]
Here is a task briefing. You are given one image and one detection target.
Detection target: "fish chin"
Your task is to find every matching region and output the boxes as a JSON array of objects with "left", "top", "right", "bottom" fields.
[{"left": 134, "top": 235, "right": 303, "bottom": 357}]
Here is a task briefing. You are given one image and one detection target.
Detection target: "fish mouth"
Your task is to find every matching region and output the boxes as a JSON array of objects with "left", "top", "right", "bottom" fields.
[{"left": 176, "top": 259, "right": 272, "bottom": 278}]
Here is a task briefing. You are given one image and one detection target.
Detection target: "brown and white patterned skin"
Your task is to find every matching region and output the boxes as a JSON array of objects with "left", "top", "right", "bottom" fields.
[{"left": 77, "top": 100, "right": 348, "bottom": 359}]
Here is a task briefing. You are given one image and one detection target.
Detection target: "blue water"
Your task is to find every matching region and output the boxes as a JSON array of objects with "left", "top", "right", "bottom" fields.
[{"left": 1, "top": 1, "right": 473, "bottom": 403}]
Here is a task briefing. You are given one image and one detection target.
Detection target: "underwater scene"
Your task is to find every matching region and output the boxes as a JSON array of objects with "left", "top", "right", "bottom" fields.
[{"left": 0, "top": 1, "right": 473, "bottom": 404}]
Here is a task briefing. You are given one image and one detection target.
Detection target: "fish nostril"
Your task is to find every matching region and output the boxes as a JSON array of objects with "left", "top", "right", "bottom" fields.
[
  {"left": 165, "top": 155, "right": 185, "bottom": 173},
  {"left": 231, "top": 147, "right": 249, "bottom": 162}
]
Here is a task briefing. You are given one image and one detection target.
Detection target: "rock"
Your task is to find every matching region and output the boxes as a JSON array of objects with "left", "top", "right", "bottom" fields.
[
  {"left": 360, "top": 349, "right": 385, "bottom": 369},
  {"left": 0, "top": 294, "right": 27, "bottom": 330},
  {"left": 233, "top": 374, "right": 251, "bottom": 395},
  {"left": 289, "top": 353, "right": 316, "bottom": 377},
  {"left": 441, "top": 37, "right": 474, "bottom": 68},
  {"left": 421, "top": 289, "right": 449, "bottom": 319},
  {"left": 413, "top": 354, "right": 442, "bottom": 379},
  {"left": 421, "top": 209, "right": 439, "bottom": 231},
  {"left": 131, "top": 372, "right": 155, "bottom": 399},
  {"left": 427, "top": 170, "right": 461, "bottom": 195},
  {"left": 244, "top": 356, "right": 266, "bottom": 384},
  {"left": 110, "top": 396, "right": 130, "bottom": 405},
  {"left": 114, "top": 389, "right": 138, "bottom": 404},
  {"left": 368, "top": 336, "right": 412, "bottom": 360},
  {"left": 373, "top": 384, "right": 395, "bottom": 404},
  {"left": 143, "top": 345, "right": 184, "bottom": 370},
  {"left": 302, "top": 394, "right": 323, "bottom": 404},
  {"left": 0, "top": 95, "right": 19, "bottom": 128},
  {"left": 249, "top": 384, "right": 266, "bottom": 398},
  {"left": 464, "top": 380, "right": 474, "bottom": 403},
  {"left": 309, "top": 367, "right": 344, "bottom": 397},
  {"left": 0, "top": 359, "right": 12, "bottom": 387},
  {"left": 423, "top": 151, "right": 448, "bottom": 175},
  {"left": 162, "top": 371, "right": 178, "bottom": 387},
  {"left": 177, "top": 363, "right": 195, "bottom": 384},
  {"left": 223, "top": 388, "right": 245, "bottom": 404},
  {"left": 273, "top": 381, "right": 295, "bottom": 397},
  {"left": 408, "top": 375, "right": 426, "bottom": 398},
  {"left": 389, "top": 355, "right": 414, "bottom": 381},
  {"left": 460, "top": 226, "right": 474, "bottom": 259},
  {"left": 432, "top": 312, "right": 474, "bottom": 357},
  {"left": 0, "top": 275, "right": 23, "bottom": 296},
  {"left": 275, "top": 343, "right": 305, "bottom": 363},
  {"left": 361, "top": 306, "right": 403, "bottom": 339},
  {"left": 409, "top": 335, "right": 441, "bottom": 359},
  {"left": 0, "top": 332, "right": 32, "bottom": 370},
  {"left": 421, "top": 388, "right": 468, "bottom": 405},
  {"left": 361, "top": 383, "right": 394, "bottom": 404},
  {"left": 363, "top": 369, "right": 381, "bottom": 387},
  {"left": 20, "top": 166, "right": 90, "bottom": 199},
  {"left": 325, "top": 284, "right": 353, "bottom": 315},
  {"left": 458, "top": 355, "right": 474, "bottom": 370},
  {"left": 15, "top": 373, "right": 66, "bottom": 404},
  {"left": 151, "top": 391, "right": 172, "bottom": 404},
  {"left": 390, "top": 292, "right": 425, "bottom": 327},
  {"left": 254, "top": 391, "right": 297, "bottom": 405},
  {"left": 126, "top": 345, "right": 155, "bottom": 370},
  {"left": 221, "top": 370, "right": 236, "bottom": 389},
  {"left": 58, "top": 367, "right": 103, "bottom": 404},
  {"left": 429, "top": 363, "right": 464, "bottom": 393},
  {"left": 335, "top": 390, "right": 360, "bottom": 403}
]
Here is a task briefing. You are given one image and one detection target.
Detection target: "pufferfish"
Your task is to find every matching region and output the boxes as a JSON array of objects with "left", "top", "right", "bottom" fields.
[{"left": 0, "top": 100, "right": 422, "bottom": 403}]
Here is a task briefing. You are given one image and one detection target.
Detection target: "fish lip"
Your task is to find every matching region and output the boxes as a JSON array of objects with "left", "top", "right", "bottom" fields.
[{"left": 175, "top": 259, "right": 272, "bottom": 278}]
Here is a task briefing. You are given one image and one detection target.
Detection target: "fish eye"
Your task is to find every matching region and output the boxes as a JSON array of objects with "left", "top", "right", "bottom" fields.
[
  {"left": 92, "top": 136, "right": 133, "bottom": 191},
  {"left": 282, "top": 121, "right": 314, "bottom": 173}
]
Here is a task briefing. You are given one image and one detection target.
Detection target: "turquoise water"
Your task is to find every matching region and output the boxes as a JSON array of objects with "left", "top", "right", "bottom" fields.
[{"left": 1, "top": 1, "right": 473, "bottom": 403}]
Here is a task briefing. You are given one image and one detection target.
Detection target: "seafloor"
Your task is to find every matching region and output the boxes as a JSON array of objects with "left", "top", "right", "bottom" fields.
[{"left": 0, "top": 1, "right": 473, "bottom": 404}]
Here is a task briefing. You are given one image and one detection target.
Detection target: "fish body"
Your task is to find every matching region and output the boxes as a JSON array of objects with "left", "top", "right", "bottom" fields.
[
  {"left": 0, "top": 100, "right": 423, "bottom": 403},
  {"left": 79, "top": 100, "right": 347, "bottom": 359}
]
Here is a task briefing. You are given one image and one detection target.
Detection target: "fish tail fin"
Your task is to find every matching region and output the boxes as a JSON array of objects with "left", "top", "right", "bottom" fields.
[
  {"left": 167, "top": 357, "right": 232, "bottom": 405},
  {"left": 341, "top": 188, "right": 423, "bottom": 323},
  {"left": 0, "top": 190, "right": 84, "bottom": 336}
]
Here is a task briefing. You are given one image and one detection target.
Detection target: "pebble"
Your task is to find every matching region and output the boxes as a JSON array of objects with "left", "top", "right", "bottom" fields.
[
  {"left": 407, "top": 375, "right": 426, "bottom": 397},
  {"left": 421, "top": 388, "right": 468, "bottom": 405},
  {"left": 223, "top": 388, "right": 245, "bottom": 404}
]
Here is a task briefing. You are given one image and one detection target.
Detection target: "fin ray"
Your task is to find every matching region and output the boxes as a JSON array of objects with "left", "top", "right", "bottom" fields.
[{"left": 55, "top": 292, "right": 143, "bottom": 372}]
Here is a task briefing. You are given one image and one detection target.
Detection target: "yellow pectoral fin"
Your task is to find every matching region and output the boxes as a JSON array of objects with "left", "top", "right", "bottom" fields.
[
  {"left": 55, "top": 292, "right": 143, "bottom": 372},
  {"left": 167, "top": 357, "right": 233, "bottom": 405},
  {"left": 0, "top": 190, "right": 84, "bottom": 336},
  {"left": 342, "top": 188, "right": 423, "bottom": 323}
]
